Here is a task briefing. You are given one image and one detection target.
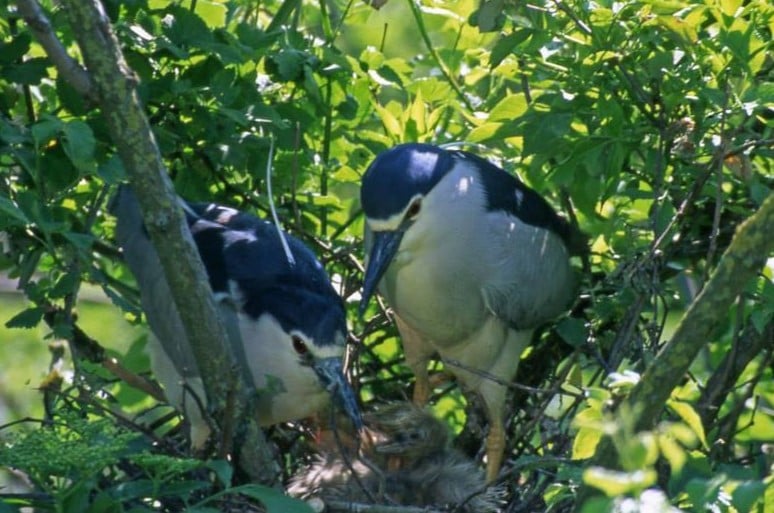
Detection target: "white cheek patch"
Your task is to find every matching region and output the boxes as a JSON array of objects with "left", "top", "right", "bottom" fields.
[
  {"left": 289, "top": 330, "right": 348, "bottom": 360},
  {"left": 239, "top": 315, "right": 347, "bottom": 384},
  {"left": 367, "top": 215, "right": 404, "bottom": 232},
  {"left": 240, "top": 314, "right": 315, "bottom": 389},
  {"left": 367, "top": 194, "right": 425, "bottom": 232},
  {"left": 236, "top": 313, "right": 346, "bottom": 424},
  {"left": 310, "top": 342, "right": 347, "bottom": 360}
]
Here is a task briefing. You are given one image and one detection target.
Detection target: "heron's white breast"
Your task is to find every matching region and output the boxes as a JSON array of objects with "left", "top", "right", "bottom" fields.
[
  {"left": 382, "top": 163, "right": 492, "bottom": 345},
  {"left": 238, "top": 314, "right": 330, "bottom": 425}
]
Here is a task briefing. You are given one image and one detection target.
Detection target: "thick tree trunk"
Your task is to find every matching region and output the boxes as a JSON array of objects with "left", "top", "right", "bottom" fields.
[{"left": 18, "top": 0, "right": 279, "bottom": 484}]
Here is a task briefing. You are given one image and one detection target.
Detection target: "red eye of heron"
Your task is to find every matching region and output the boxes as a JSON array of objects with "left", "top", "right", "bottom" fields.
[
  {"left": 406, "top": 200, "right": 422, "bottom": 219},
  {"left": 291, "top": 335, "right": 308, "bottom": 355}
]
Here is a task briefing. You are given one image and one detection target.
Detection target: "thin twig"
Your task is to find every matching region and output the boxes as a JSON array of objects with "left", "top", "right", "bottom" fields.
[
  {"left": 16, "top": 0, "right": 94, "bottom": 98},
  {"left": 405, "top": 0, "right": 472, "bottom": 111},
  {"left": 325, "top": 500, "right": 444, "bottom": 513}
]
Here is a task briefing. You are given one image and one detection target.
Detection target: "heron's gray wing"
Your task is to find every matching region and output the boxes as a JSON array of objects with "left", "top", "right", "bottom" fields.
[
  {"left": 111, "top": 186, "right": 201, "bottom": 379},
  {"left": 480, "top": 212, "right": 575, "bottom": 330}
]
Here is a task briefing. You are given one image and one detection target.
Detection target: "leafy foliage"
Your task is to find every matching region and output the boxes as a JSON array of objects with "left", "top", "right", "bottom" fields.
[{"left": 0, "top": 0, "right": 772, "bottom": 512}]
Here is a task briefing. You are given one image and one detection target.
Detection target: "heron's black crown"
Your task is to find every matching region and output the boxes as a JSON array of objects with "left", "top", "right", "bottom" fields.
[{"left": 360, "top": 143, "right": 574, "bottom": 247}]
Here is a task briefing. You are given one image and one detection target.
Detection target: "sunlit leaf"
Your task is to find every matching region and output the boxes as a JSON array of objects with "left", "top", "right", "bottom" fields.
[
  {"left": 667, "top": 399, "right": 708, "bottom": 449},
  {"left": 583, "top": 467, "right": 657, "bottom": 496},
  {"left": 374, "top": 104, "right": 402, "bottom": 140},
  {"left": 573, "top": 427, "right": 603, "bottom": 459},
  {"left": 468, "top": 122, "right": 503, "bottom": 143},
  {"left": 489, "top": 94, "right": 529, "bottom": 122},
  {"left": 658, "top": 432, "right": 687, "bottom": 474}
]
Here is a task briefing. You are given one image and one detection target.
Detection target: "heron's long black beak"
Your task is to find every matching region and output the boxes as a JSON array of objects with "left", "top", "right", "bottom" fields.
[
  {"left": 359, "top": 230, "right": 404, "bottom": 317},
  {"left": 314, "top": 357, "right": 363, "bottom": 430}
]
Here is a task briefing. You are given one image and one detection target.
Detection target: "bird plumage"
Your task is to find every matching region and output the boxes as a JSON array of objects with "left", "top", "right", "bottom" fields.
[
  {"left": 112, "top": 186, "right": 362, "bottom": 447},
  {"left": 287, "top": 402, "right": 503, "bottom": 512},
  {"left": 359, "top": 143, "right": 577, "bottom": 481}
]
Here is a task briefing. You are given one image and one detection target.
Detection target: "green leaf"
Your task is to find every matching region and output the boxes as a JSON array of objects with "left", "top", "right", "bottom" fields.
[
  {"left": 85, "top": 489, "right": 122, "bottom": 513},
  {"left": 522, "top": 111, "right": 572, "bottom": 156},
  {"left": 31, "top": 116, "right": 64, "bottom": 147},
  {"left": 472, "top": 0, "right": 506, "bottom": 32},
  {"left": 763, "top": 478, "right": 774, "bottom": 513},
  {"left": 556, "top": 317, "right": 587, "bottom": 348},
  {"left": 489, "top": 94, "right": 529, "bottom": 122},
  {"left": 408, "top": 90, "right": 426, "bottom": 137},
  {"left": 62, "top": 480, "right": 91, "bottom": 513},
  {"left": 56, "top": 75, "right": 89, "bottom": 116},
  {"left": 582, "top": 467, "right": 657, "bottom": 496},
  {"left": 657, "top": 432, "right": 687, "bottom": 474},
  {"left": 0, "top": 196, "right": 30, "bottom": 226},
  {"left": 573, "top": 427, "right": 603, "bottom": 459},
  {"left": 579, "top": 496, "right": 613, "bottom": 513},
  {"left": 61, "top": 120, "right": 97, "bottom": 174},
  {"left": 667, "top": 399, "right": 708, "bottom": 449},
  {"left": 269, "top": 49, "right": 308, "bottom": 81},
  {"left": 730, "top": 480, "right": 766, "bottom": 512},
  {"left": 227, "top": 484, "right": 314, "bottom": 513},
  {"left": 62, "top": 232, "right": 95, "bottom": 251},
  {"left": 97, "top": 154, "right": 127, "bottom": 185},
  {"left": 159, "top": 480, "right": 210, "bottom": 497},
  {"left": 5, "top": 307, "right": 45, "bottom": 329},
  {"left": 374, "top": 104, "right": 402, "bottom": 140},
  {"left": 720, "top": 0, "right": 743, "bottom": 16},
  {"left": 162, "top": 6, "right": 213, "bottom": 48},
  {"left": 490, "top": 30, "right": 532, "bottom": 68},
  {"left": 0, "top": 34, "right": 31, "bottom": 64},
  {"left": 468, "top": 122, "right": 503, "bottom": 143},
  {"left": 686, "top": 474, "right": 726, "bottom": 511},
  {"left": 1, "top": 57, "right": 50, "bottom": 85},
  {"left": 206, "top": 459, "right": 233, "bottom": 487},
  {"left": 50, "top": 272, "right": 80, "bottom": 299},
  {"left": 266, "top": 0, "right": 302, "bottom": 33},
  {"left": 622, "top": 432, "right": 659, "bottom": 470}
]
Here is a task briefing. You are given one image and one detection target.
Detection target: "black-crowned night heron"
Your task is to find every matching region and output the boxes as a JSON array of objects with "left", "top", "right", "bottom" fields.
[
  {"left": 112, "top": 186, "right": 362, "bottom": 447},
  {"left": 358, "top": 143, "right": 576, "bottom": 481},
  {"left": 288, "top": 402, "right": 502, "bottom": 512}
]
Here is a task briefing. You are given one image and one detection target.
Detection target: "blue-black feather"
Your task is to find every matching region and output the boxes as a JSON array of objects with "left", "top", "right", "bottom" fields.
[
  {"left": 361, "top": 143, "right": 454, "bottom": 220},
  {"left": 187, "top": 203, "right": 347, "bottom": 347},
  {"left": 451, "top": 150, "right": 574, "bottom": 247},
  {"left": 361, "top": 143, "right": 573, "bottom": 247}
]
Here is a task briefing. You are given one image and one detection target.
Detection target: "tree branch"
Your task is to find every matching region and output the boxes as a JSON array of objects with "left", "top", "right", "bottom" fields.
[
  {"left": 698, "top": 320, "right": 773, "bottom": 430},
  {"left": 15, "top": 0, "right": 94, "bottom": 98},
  {"left": 41, "top": 303, "right": 166, "bottom": 401},
  {"left": 25, "top": 0, "right": 278, "bottom": 484},
  {"left": 326, "top": 500, "right": 444, "bottom": 513},
  {"left": 576, "top": 189, "right": 774, "bottom": 507}
]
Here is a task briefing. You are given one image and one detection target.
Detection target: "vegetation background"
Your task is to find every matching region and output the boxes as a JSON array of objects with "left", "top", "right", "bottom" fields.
[{"left": 0, "top": 0, "right": 772, "bottom": 512}]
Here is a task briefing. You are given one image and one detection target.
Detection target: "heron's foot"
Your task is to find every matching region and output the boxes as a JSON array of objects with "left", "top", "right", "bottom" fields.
[
  {"left": 485, "top": 425, "right": 505, "bottom": 483},
  {"left": 412, "top": 376, "right": 431, "bottom": 406}
]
